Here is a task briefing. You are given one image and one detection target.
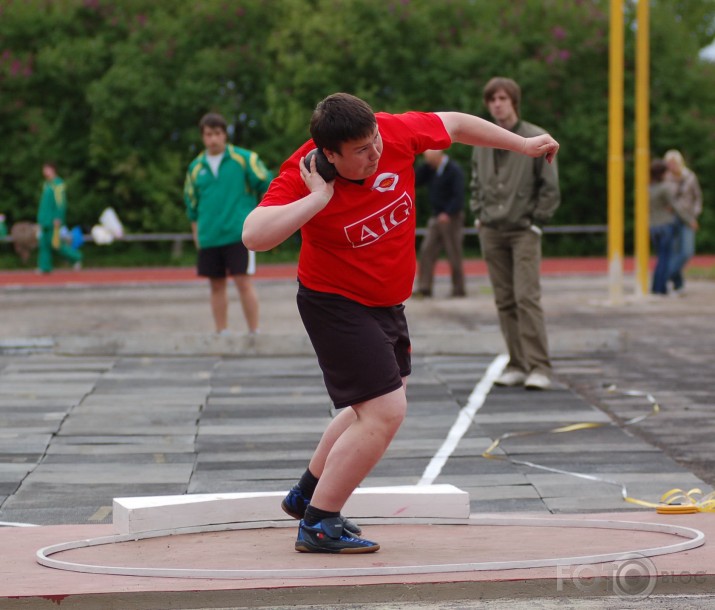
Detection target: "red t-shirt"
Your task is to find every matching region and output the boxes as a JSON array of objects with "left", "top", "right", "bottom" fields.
[{"left": 260, "top": 112, "right": 452, "bottom": 307}]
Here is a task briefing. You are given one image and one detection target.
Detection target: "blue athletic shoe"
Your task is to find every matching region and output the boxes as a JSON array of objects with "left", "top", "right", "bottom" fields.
[
  {"left": 281, "top": 485, "right": 362, "bottom": 535},
  {"left": 281, "top": 484, "right": 310, "bottom": 520},
  {"left": 295, "top": 517, "right": 379, "bottom": 554}
]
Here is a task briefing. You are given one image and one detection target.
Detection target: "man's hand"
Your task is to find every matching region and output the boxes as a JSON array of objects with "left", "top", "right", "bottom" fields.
[
  {"left": 523, "top": 134, "right": 559, "bottom": 164},
  {"left": 243, "top": 159, "right": 334, "bottom": 252},
  {"left": 300, "top": 154, "right": 334, "bottom": 207},
  {"left": 191, "top": 222, "right": 198, "bottom": 249},
  {"left": 437, "top": 212, "right": 450, "bottom": 224}
]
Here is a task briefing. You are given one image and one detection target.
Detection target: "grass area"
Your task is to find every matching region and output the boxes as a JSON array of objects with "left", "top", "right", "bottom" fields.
[
  {"left": 0, "top": 230, "right": 611, "bottom": 271},
  {"left": 684, "top": 265, "right": 715, "bottom": 280},
  {"left": 1, "top": 233, "right": 711, "bottom": 277},
  {"left": 0, "top": 239, "right": 303, "bottom": 270}
]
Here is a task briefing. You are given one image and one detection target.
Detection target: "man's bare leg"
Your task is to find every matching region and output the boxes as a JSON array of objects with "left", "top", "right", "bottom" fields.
[
  {"left": 232, "top": 274, "right": 259, "bottom": 333},
  {"left": 209, "top": 277, "right": 228, "bottom": 332},
  {"left": 307, "top": 407, "right": 357, "bottom": 478},
  {"left": 309, "top": 384, "right": 407, "bottom": 512}
]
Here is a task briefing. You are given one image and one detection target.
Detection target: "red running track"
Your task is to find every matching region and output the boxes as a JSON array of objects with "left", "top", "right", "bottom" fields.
[{"left": 1, "top": 255, "right": 713, "bottom": 288}]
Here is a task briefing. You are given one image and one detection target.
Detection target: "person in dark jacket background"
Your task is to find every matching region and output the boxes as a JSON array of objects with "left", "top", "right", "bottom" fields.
[{"left": 414, "top": 149, "right": 466, "bottom": 298}]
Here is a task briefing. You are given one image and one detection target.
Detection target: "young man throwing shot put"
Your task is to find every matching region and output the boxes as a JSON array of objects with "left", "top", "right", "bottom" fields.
[{"left": 243, "top": 93, "right": 558, "bottom": 554}]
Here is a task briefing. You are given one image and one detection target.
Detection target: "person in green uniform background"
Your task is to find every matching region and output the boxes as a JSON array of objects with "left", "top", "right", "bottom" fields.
[
  {"left": 184, "top": 113, "right": 273, "bottom": 334},
  {"left": 36, "top": 162, "right": 82, "bottom": 273}
]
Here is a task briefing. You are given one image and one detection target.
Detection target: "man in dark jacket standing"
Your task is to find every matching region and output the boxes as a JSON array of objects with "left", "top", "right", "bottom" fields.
[
  {"left": 414, "top": 149, "right": 466, "bottom": 298},
  {"left": 470, "top": 77, "right": 560, "bottom": 390}
]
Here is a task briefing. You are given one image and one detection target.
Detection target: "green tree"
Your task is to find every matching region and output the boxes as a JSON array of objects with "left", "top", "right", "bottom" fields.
[
  {"left": 0, "top": 0, "right": 713, "bottom": 256},
  {"left": 85, "top": 0, "right": 275, "bottom": 231},
  {"left": 647, "top": 0, "right": 715, "bottom": 250}
]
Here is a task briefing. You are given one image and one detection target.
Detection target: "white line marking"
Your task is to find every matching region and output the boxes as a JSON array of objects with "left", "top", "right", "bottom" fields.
[
  {"left": 418, "top": 354, "right": 509, "bottom": 486},
  {"left": 36, "top": 517, "right": 705, "bottom": 579}
]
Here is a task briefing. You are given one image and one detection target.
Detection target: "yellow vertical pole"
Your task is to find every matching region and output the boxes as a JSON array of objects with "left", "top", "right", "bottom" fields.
[
  {"left": 634, "top": 0, "right": 650, "bottom": 296},
  {"left": 608, "top": 0, "right": 625, "bottom": 304}
]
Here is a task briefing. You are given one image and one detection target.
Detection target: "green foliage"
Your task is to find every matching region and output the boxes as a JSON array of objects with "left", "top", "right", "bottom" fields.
[
  {"left": 646, "top": 0, "right": 715, "bottom": 250},
  {"left": 0, "top": 0, "right": 713, "bottom": 258}
]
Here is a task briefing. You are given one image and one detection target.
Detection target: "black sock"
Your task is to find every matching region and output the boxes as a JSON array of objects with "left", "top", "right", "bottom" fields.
[
  {"left": 304, "top": 505, "right": 340, "bottom": 526},
  {"left": 298, "top": 468, "right": 319, "bottom": 498}
]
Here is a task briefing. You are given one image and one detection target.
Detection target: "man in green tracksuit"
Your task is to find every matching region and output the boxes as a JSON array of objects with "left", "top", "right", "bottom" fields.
[
  {"left": 184, "top": 113, "right": 273, "bottom": 334},
  {"left": 36, "top": 162, "right": 82, "bottom": 273},
  {"left": 470, "top": 77, "right": 560, "bottom": 390}
]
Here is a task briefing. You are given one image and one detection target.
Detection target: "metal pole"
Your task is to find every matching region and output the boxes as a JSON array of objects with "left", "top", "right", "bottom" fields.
[
  {"left": 634, "top": 0, "right": 651, "bottom": 296},
  {"left": 608, "top": 0, "right": 625, "bottom": 304}
]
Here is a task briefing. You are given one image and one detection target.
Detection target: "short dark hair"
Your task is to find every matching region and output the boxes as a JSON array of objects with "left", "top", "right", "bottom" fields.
[
  {"left": 309, "top": 93, "right": 377, "bottom": 153},
  {"left": 43, "top": 161, "right": 57, "bottom": 170},
  {"left": 650, "top": 159, "right": 668, "bottom": 182},
  {"left": 483, "top": 77, "right": 521, "bottom": 117},
  {"left": 199, "top": 112, "right": 227, "bottom": 133}
]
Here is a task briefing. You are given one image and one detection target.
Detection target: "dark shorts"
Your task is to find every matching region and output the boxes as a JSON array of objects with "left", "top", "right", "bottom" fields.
[
  {"left": 297, "top": 283, "right": 411, "bottom": 409},
  {"left": 197, "top": 241, "right": 255, "bottom": 278}
]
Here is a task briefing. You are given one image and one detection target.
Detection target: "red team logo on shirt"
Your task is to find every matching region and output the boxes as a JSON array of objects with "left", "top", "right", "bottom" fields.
[
  {"left": 343, "top": 192, "right": 413, "bottom": 248},
  {"left": 370, "top": 172, "right": 399, "bottom": 192}
]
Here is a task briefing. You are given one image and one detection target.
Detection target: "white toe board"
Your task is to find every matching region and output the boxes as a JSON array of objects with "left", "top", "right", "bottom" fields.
[{"left": 113, "top": 485, "right": 470, "bottom": 534}]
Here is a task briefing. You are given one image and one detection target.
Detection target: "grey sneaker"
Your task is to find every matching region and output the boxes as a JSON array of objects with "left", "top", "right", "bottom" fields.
[
  {"left": 525, "top": 371, "right": 551, "bottom": 390},
  {"left": 495, "top": 370, "right": 527, "bottom": 387}
]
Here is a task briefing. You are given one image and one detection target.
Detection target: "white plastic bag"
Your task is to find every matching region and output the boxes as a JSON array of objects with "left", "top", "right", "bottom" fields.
[
  {"left": 91, "top": 224, "right": 114, "bottom": 245},
  {"left": 99, "top": 207, "right": 124, "bottom": 238}
]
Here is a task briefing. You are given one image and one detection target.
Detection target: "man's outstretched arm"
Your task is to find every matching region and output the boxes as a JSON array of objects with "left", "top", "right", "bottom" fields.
[{"left": 436, "top": 112, "right": 559, "bottom": 163}]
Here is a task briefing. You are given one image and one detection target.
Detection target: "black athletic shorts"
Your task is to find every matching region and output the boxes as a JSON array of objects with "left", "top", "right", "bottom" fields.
[
  {"left": 297, "top": 283, "right": 411, "bottom": 409},
  {"left": 197, "top": 241, "right": 254, "bottom": 278}
]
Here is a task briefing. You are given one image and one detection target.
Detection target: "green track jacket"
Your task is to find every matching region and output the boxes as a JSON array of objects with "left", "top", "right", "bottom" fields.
[
  {"left": 184, "top": 145, "right": 272, "bottom": 249},
  {"left": 37, "top": 177, "right": 67, "bottom": 228}
]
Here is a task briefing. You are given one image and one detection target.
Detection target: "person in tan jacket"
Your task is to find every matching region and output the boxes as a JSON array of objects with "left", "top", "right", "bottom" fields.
[
  {"left": 470, "top": 77, "right": 560, "bottom": 390},
  {"left": 664, "top": 149, "right": 702, "bottom": 295}
]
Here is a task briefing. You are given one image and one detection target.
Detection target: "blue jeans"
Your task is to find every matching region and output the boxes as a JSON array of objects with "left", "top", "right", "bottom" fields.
[
  {"left": 668, "top": 220, "right": 695, "bottom": 290},
  {"left": 650, "top": 223, "right": 675, "bottom": 294}
]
